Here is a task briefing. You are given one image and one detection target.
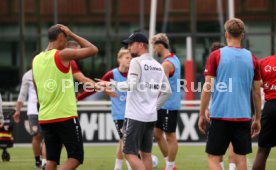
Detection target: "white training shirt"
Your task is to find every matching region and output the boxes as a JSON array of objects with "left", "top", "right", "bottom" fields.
[
  {"left": 17, "top": 70, "right": 38, "bottom": 115},
  {"left": 113, "top": 53, "right": 171, "bottom": 122}
]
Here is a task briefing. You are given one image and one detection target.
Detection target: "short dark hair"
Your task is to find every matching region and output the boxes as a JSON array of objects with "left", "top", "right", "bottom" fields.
[
  {"left": 210, "top": 42, "right": 225, "bottom": 52},
  {"left": 48, "top": 25, "right": 66, "bottom": 42},
  {"left": 66, "top": 41, "right": 79, "bottom": 48}
]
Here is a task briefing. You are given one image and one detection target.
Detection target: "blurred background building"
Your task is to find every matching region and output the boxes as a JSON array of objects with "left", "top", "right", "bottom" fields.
[{"left": 0, "top": 0, "right": 275, "bottom": 100}]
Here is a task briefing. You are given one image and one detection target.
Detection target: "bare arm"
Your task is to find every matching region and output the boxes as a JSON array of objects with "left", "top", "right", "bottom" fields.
[
  {"left": 199, "top": 76, "right": 213, "bottom": 117},
  {"left": 13, "top": 100, "right": 24, "bottom": 123},
  {"left": 13, "top": 72, "right": 29, "bottom": 123},
  {"left": 198, "top": 76, "right": 214, "bottom": 134},
  {"left": 251, "top": 80, "right": 262, "bottom": 137},
  {"left": 59, "top": 25, "right": 98, "bottom": 61},
  {"left": 73, "top": 72, "right": 95, "bottom": 84},
  {"left": 162, "top": 61, "right": 174, "bottom": 78},
  {"left": 252, "top": 80, "right": 262, "bottom": 120}
]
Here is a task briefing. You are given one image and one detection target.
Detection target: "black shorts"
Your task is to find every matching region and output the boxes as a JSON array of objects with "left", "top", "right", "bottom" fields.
[
  {"left": 206, "top": 119, "right": 252, "bottom": 155},
  {"left": 258, "top": 99, "right": 276, "bottom": 148},
  {"left": 114, "top": 120, "right": 124, "bottom": 139},
  {"left": 40, "top": 118, "right": 84, "bottom": 165},
  {"left": 123, "top": 118, "right": 155, "bottom": 155},
  {"left": 155, "top": 109, "right": 178, "bottom": 133}
]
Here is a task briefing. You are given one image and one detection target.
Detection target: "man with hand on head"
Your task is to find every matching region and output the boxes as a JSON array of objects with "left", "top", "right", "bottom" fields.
[{"left": 32, "top": 24, "right": 98, "bottom": 170}]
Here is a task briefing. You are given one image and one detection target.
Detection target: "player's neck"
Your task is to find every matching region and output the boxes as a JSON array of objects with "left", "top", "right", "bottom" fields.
[
  {"left": 118, "top": 65, "right": 128, "bottom": 73},
  {"left": 47, "top": 42, "right": 59, "bottom": 50},
  {"left": 138, "top": 48, "right": 148, "bottom": 56},
  {"left": 161, "top": 49, "right": 171, "bottom": 59},
  {"left": 227, "top": 39, "right": 241, "bottom": 48}
]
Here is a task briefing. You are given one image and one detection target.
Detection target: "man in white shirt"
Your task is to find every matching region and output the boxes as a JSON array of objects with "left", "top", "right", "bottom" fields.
[
  {"left": 13, "top": 69, "right": 43, "bottom": 168},
  {"left": 98, "top": 32, "right": 171, "bottom": 170}
]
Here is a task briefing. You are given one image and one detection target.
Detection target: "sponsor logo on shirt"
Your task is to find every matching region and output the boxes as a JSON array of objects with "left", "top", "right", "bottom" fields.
[
  {"left": 264, "top": 65, "right": 276, "bottom": 72},
  {"left": 270, "top": 85, "right": 276, "bottom": 91},
  {"left": 144, "top": 64, "right": 162, "bottom": 71},
  {"left": 263, "top": 82, "right": 269, "bottom": 89},
  {"left": 144, "top": 82, "right": 160, "bottom": 89},
  {"left": 263, "top": 82, "right": 276, "bottom": 91}
]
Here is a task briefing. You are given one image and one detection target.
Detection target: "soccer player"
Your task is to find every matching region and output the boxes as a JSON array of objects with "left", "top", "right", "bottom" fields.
[
  {"left": 198, "top": 18, "right": 261, "bottom": 170},
  {"left": 151, "top": 33, "right": 181, "bottom": 170},
  {"left": 205, "top": 42, "right": 236, "bottom": 170},
  {"left": 97, "top": 32, "right": 171, "bottom": 170},
  {"left": 32, "top": 24, "right": 98, "bottom": 170},
  {"left": 13, "top": 67, "right": 43, "bottom": 168},
  {"left": 252, "top": 54, "right": 276, "bottom": 170}
]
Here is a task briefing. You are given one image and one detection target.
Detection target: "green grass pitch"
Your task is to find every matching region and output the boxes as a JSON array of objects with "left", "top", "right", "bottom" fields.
[{"left": 1, "top": 145, "right": 276, "bottom": 170}]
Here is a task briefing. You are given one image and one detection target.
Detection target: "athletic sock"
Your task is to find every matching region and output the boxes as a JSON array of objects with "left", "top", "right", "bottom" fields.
[
  {"left": 219, "top": 161, "right": 224, "bottom": 170},
  {"left": 42, "top": 158, "right": 47, "bottom": 165},
  {"left": 166, "top": 161, "right": 175, "bottom": 170},
  {"left": 164, "top": 156, "right": 168, "bottom": 162},
  {"left": 42, "top": 159, "right": 47, "bottom": 166},
  {"left": 35, "top": 156, "right": 41, "bottom": 166},
  {"left": 114, "top": 159, "right": 123, "bottom": 170},
  {"left": 126, "top": 160, "right": 132, "bottom": 170},
  {"left": 229, "top": 163, "right": 236, "bottom": 170}
]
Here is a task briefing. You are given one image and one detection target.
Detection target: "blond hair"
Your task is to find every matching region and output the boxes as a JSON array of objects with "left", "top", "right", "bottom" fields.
[
  {"left": 117, "top": 48, "right": 129, "bottom": 59},
  {"left": 224, "top": 18, "right": 245, "bottom": 38},
  {"left": 151, "top": 33, "right": 169, "bottom": 46}
]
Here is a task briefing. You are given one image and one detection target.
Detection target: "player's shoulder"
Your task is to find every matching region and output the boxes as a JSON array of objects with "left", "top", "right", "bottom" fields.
[
  {"left": 24, "top": 70, "right": 32, "bottom": 78},
  {"left": 104, "top": 69, "right": 115, "bottom": 78},
  {"left": 131, "top": 57, "right": 140, "bottom": 62},
  {"left": 259, "top": 55, "right": 276, "bottom": 65},
  {"left": 101, "top": 69, "right": 114, "bottom": 81},
  {"left": 131, "top": 56, "right": 144, "bottom": 65},
  {"left": 108, "top": 69, "right": 116, "bottom": 74},
  {"left": 22, "top": 70, "right": 33, "bottom": 82},
  {"left": 209, "top": 48, "right": 221, "bottom": 57},
  {"left": 263, "top": 55, "right": 275, "bottom": 60}
]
